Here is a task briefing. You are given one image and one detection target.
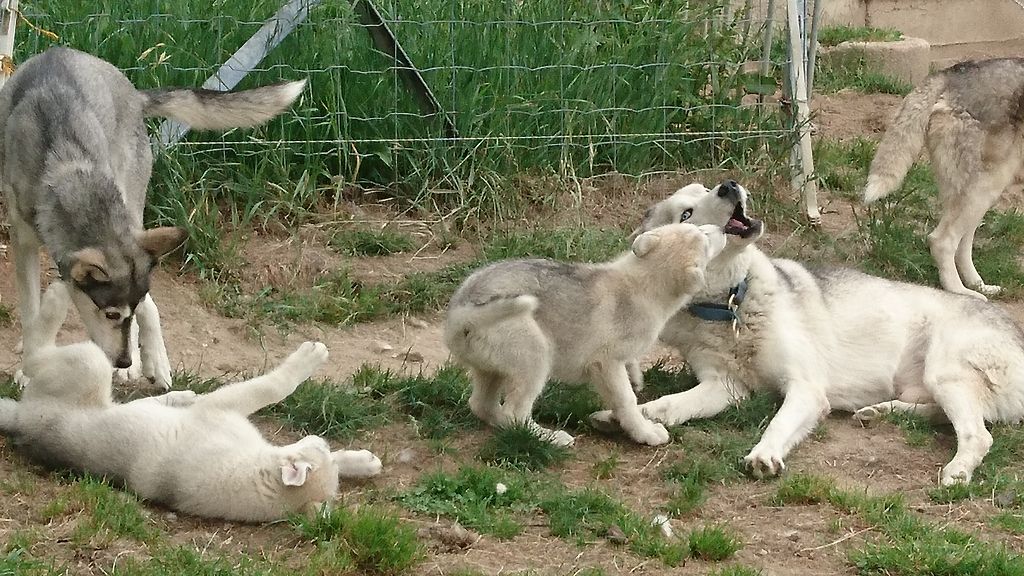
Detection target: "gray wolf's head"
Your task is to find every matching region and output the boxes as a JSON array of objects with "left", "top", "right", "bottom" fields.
[
  {"left": 633, "top": 181, "right": 764, "bottom": 249},
  {"left": 62, "top": 227, "right": 186, "bottom": 369}
]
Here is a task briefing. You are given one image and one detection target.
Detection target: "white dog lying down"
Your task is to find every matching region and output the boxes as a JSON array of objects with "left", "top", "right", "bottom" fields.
[
  {"left": 445, "top": 223, "right": 726, "bottom": 447},
  {"left": 0, "top": 282, "right": 382, "bottom": 521},
  {"left": 593, "top": 181, "right": 1024, "bottom": 485}
]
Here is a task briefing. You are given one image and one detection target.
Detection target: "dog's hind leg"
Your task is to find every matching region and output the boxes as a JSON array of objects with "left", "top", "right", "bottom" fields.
[
  {"left": 932, "top": 381, "right": 992, "bottom": 485},
  {"left": 136, "top": 295, "right": 173, "bottom": 389},
  {"left": 468, "top": 369, "right": 503, "bottom": 426},
  {"left": 194, "top": 342, "right": 328, "bottom": 415},
  {"left": 926, "top": 117, "right": 1013, "bottom": 298},
  {"left": 333, "top": 449, "right": 383, "bottom": 479},
  {"left": 498, "top": 364, "right": 575, "bottom": 447},
  {"left": 852, "top": 399, "right": 946, "bottom": 423},
  {"left": 588, "top": 361, "right": 669, "bottom": 446}
]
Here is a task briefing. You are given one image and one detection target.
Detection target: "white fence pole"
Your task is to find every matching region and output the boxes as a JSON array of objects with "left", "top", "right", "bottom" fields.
[
  {"left": 0, "top": 0, "right": 19, "bottom": 91},
  {"left": 786, "top": 0, "right": 819, "bottom": 224},
  {"left": 156, "top": 0, "right": 321, "bottom": 146}
]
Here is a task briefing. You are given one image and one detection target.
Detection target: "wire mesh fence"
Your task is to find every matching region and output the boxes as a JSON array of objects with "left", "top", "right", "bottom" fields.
[{"left": 15, "top": 1, "right": 796, "bottom": 219}]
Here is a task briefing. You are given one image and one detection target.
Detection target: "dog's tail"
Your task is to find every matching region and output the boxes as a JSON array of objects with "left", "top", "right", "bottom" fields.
[
  {"left": 139, "top": 79, "right": 306, "bottom": 130},
  {"left": 446, "top": 295, "right": 539, "bottom": 330},
  {"left": 863, "top": 75, "right": 946, "bottom": 204}
]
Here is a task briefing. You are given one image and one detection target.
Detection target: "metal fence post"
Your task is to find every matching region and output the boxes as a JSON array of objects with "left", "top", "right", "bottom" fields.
[
  {"left": 787, "top": 0, "right": 819, "bottom": 224},
  {"left": 0, "top": 0, "right": 19, "bottom": 91}
]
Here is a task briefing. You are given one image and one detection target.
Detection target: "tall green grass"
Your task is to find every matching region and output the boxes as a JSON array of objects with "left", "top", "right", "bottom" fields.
[{"left": 18, "top": 1, "right": 788, "bottom": 244}]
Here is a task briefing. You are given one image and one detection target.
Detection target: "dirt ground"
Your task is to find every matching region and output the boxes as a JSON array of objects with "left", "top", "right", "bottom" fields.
[{"left": 3, "top": 90, "right": 1024, "bottom": 575}]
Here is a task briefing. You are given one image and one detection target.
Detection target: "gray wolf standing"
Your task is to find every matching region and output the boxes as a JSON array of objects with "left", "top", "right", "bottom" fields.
[
  {"left": 863, "top": 57, "right": 1024, "bottom": 300},
  {"left": 0, "top": 282, "right": 382, "bottom": 522},
  {"left": 0, "top": 46, "right": 305, "bottom": 387},
  {"left": 444, "top": 223, "right": 726, "bottom": 447},
  {"left": 592, "top": 181, "right": 1024, "bottom": 485}
]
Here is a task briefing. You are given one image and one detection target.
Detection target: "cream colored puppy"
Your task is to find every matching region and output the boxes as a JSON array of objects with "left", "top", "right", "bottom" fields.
[
  {"left": 444, "top": 223, "right": 726, "bottom": 447},
  {"left": 0, "top": 282, "right": 382, "bottom": 522}
]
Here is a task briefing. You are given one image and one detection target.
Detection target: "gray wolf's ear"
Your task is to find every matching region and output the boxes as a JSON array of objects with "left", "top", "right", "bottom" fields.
[
  {"left": 631, "top": 230, "right": 661, "bottom": 258},
  {"left": 281, "top": 460, "right": 314, "bottom": 486},
  {"left": 628, "top": 207, "right": 654, "bottom": 242},
  {"left": 69, "top": 248, "right": 110, "bottom": 284},
  {"left": 137, "top": 227, "right": 188, "bottom": 259}
]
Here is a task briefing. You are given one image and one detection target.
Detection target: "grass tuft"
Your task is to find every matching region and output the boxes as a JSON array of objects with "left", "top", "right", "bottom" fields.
[
  {"left": 261, "top": 374, "right": 391, "bottom": 440},
  {"left": 292, "top": 505, "right": 422, "bottom": 575},
  {"left": 329, "top": 228, "right": 416, "bottom": 257},
  {"left": 397, "top": 466, "right": 533, "bottom": 539},
  {"left": 540, "top": 487, "right": 689, "bottom": 566},
  {"left": 476, "top": 422, "right": 571, "bottom": 470},
  {"left": 771, "top": 473, "right": 835, "bottom": 506},
  {"left": 60, "top": 476, "right": 157, "bottom": 545},
  {"left": 687, "top": 525, "right": 743, "bottom": 562},
  {"left": 373, "top": 364, "right": 479, "bottom": 440},
  {"left": 817, "top": 25, "right": 903, "bottom": 46},
  {"left": 533, "top": 383, "right": 604, "bottom": 432}
]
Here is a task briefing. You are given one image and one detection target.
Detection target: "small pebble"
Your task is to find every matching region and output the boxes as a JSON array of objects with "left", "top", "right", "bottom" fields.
[
  {"left": 495, "top": 482, "right": 508, "bottom": 495},
  {"left": 605, "top": 524, "right": 628, "bottom": 544},
  {"left": 394, "top": 351, "right": 424, "bottom": 363},
  {"left": 407, "top": 317, "right": 429, "bottom": 329},
  {"left": 395, "top": 447, "right": 417, "bottom": 465},
  {"left": 652, "top": 514, "right": 673, "bottom": 538},
  {"left": 371, "top": 340, "right": 394, "bottom": 353}
]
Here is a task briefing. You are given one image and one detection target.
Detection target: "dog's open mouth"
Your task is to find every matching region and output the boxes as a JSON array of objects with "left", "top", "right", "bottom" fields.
[{"left": 723, "top": 202, "right": 763, "bottom": 238}]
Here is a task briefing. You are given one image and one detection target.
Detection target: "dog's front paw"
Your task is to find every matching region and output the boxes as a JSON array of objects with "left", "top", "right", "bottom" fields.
[
  {"left": 627, "top": 420, "right": 670, "bottom": 446},
  {"left": 14, "top": 369, "right": 29, "bottom": 389},
  {"left": 975, "top": 283, "right": 1003, "bottom": 297},
  {"left": 282, "top": 342, "right": 329, "bottom": 381},
  {"left": 744, "top": 446, "right": 786, "bottom": 478},
  {"left": 852, "top": 405, "right": 883, "bottom": 423},
  {"left": 588, "top": 410, "right": 622, "bottom": 433},
  {"left": 940, "top": 464, "right": 973, "bottom": 486},
  {"left": 545, "top": 429, "right": 576, "bottom": 447},
  {"left": 337, "top": 449, "right": 383, "bottom": 479},
  {"left": 141, "top": 347, "right": 172, "bottom": 390}
]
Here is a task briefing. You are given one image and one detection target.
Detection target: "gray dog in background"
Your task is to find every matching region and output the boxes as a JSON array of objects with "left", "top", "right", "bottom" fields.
[
  {"left": 0, "top": 46, "right": 305, "bottom": 387},
  {"left": 864, "top": 58, "right": 1024, "bottom": 300},
  {"left": 444, "top": 223, "right": 726, "bottom": 447}
]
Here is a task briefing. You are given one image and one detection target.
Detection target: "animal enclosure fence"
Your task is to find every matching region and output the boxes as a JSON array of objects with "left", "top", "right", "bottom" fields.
[{"left": 8, "top": 1, "right": 806, "bottom": 221}]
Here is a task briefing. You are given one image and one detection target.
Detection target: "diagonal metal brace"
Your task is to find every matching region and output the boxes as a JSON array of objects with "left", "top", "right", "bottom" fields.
[{"left": 352, "top": 0, "right": 458, "bottom": 140}]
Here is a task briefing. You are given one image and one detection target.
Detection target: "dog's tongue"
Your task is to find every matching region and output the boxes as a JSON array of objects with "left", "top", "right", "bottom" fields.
[{"left": 728, "top": 218, "right": 747, "bottom": 230}]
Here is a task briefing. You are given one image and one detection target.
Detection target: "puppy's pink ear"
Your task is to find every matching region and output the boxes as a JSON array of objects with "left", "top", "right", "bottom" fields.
[
  {"left": 631, "top": 231, "right": 660, "bottom": 258},
  {"left": 281, "top": 461, "right": 313, "bottom": 486}
]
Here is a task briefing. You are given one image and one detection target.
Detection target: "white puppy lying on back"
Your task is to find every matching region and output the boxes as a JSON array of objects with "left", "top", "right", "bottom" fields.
[{"left": 0, "top": 282, "right": 382, "bottom": 522}]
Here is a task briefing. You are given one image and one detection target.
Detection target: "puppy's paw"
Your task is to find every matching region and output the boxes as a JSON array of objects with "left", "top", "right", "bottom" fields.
[
  {"left": 627, "top": 420, "right": 670, "bottom": 446},
  {"left": 141, "top": 346, "right": 172, "bottom": 391},
  {"left": 162, "top": 390, "right": 198, "bottom": 407},
  {"left": 545, "top": 429, "right": 576, "bottom": 447},
  {"left": 940, "top": 464, "right": 973, "bottom": 486},
  {"left": 588, "top": 410, "right": 623, "bottom": 433},
  {"left": 640, "top": 399, "right": 687, "bottom": 426},
  {"left": 852, "top": 405, "right": 883, "bottom": 423},
  {"left": 975, "top": 283, "right": 1003, "bottom": 297},
  {"left": 743, "top": 446, "right": 786, "bottom": 478},
  {"left": 282, "top": 342, "right": 329, "bottom": 381},
  {"left": 14, "top": 369, "right": 29, "bottom": 389},
  {"left": 337, "top": 449, "right": 383, "bottom": 479}
]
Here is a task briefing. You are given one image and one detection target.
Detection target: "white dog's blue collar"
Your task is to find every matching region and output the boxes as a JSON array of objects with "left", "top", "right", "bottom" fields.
[{"left": 688, "top": 279, "right": 748, "bottom": 323}]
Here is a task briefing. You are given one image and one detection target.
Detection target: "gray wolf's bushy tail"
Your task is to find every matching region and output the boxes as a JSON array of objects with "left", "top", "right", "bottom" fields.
[
  {"left": 140, "top": 79, "right": 306, "bottom": 130},
  {"left": 446, "top": 295, "right": 539, "bottom": 329},
  {"left": 863, "top": 75, "right": 946, "bottom": 203}
]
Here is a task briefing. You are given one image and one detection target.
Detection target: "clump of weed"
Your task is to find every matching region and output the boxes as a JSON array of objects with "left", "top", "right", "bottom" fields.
[
  {"left": 0, "top": 373, "right": 20, "bottom": 400},
  {"left": 592, "top": 454, "right": 619, "bottom": 480},
  {"left": 292, "top": 505, "right": 422, "bottom": 575},
  {"left": 0, "top": 303, "right": 12, "bottom": 328},
  {"left": 110, "top": 547, "right": 279, "bottom": 576},
  {"left": 261, "top": 374, "right": 391, "bottom": 440},
  {"left": 372, "top": 364, "right": 479, "bottom": 440},
  {"left": 687, "top": 525, "right": 743, "bottom": 562},
  {"left": 771, "top": 473, "right": 835, "bottom": 506},
  {"left": 540, "top": 487, "right": 688, "bottom": 566},
  {"left": 533, "top": 383, "right": 603, "bottom": 432},
  {"left": 817, "top": 25, "right": 902, "bottom": 46},
  {"left": 329, "top": 228, "right": 416, "bottom": 256},
  {"left": 57, "top": 475, "right": 157, "bottom": 545},
  {"left": 482, "top": 227, "right": 626, "bottom": 263},
  {"left": 477, "top": 422, "right": 571, "bottom": 470},
  {"left": 397, "top": 466, "right": 533, "bottom": 538}
]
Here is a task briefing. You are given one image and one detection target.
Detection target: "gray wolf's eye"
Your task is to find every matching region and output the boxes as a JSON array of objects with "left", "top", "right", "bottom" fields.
[
  {"left": 679, "top": 208, "right": 693, "bottom": 222},
  {"left": 105, "top": 310, "right": 122, "bottom": 321}
]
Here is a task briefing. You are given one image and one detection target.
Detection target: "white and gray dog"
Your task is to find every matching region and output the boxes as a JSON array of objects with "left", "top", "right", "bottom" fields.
[
  {"left": 593, "top": 180, "right": 1024, "bottom": 485},
  {"left": 0, "top": 46, "right": 305, "bottom": 387}
]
